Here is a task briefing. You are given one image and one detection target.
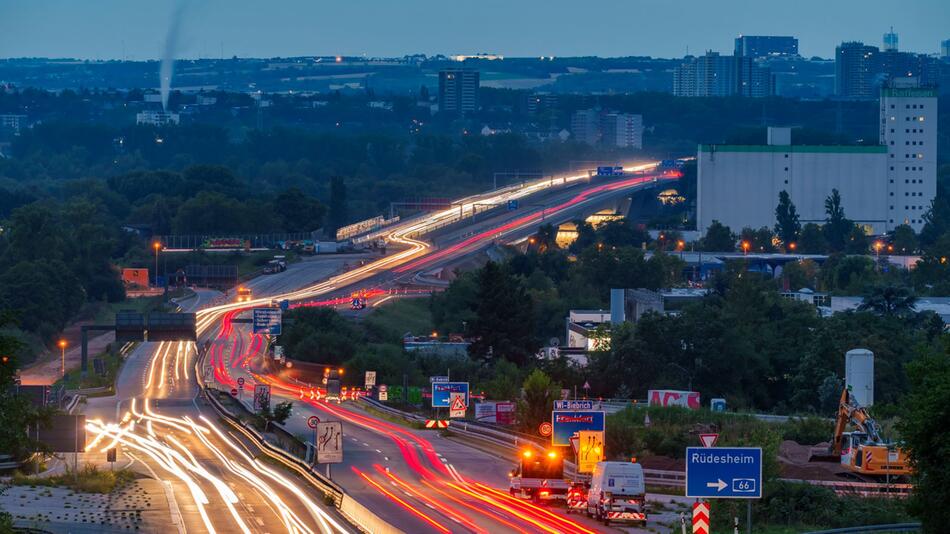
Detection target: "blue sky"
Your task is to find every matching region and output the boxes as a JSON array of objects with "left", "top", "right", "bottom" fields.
[{"left": 0, "top": 0, "right": 947, "bottom": 60}]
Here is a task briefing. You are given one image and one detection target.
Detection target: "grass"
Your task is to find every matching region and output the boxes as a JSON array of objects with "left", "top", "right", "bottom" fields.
[
  {"left": 56, "top": 345, "right": 129, "bottom": 391},
  {"left": 89, "top": 295, "right": 167, "bottom": 325},
  {"left": 363, "top": 297, "right": 433, "bottom": 341},
  {"left": 12, "top": 465, "right": 137, "bottom": 494}
]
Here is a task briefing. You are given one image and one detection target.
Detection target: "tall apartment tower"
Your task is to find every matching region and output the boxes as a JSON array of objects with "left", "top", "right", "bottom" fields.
[
  {"left": 880, "top": 80, "right": 938, "bottom": 231},
  {"left": 942, "top": 39, "right": 950, "bottom": 59},
  {"left": 836, "top": 42, "right": 879, "bottom": 99},
  {"left": 438, "top": 69, "right": 480, "bottom": 115},
  {"left": 883, "top": 28, "right": 899, "bottom": 52}
]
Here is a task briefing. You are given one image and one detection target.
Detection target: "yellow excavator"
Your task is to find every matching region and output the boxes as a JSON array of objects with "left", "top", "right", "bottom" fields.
[{"left": 825, "top": 387, "right": 912, "bottom": 478}]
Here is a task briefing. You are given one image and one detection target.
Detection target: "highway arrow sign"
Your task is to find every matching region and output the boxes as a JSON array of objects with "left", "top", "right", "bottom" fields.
[
  {"left": 699, "top": 433, "right": 719, "bottom": 448},
  {"left": 692, "top": 501, "right": 710, "bottom": 534},
  {"left": 686, "top": 447, "right": 762, "bottom": 499}
]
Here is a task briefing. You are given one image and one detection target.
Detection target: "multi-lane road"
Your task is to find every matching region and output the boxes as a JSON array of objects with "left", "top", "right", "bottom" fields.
[{"left": 83, "top": 162, "right": 676, "bottom": 533}]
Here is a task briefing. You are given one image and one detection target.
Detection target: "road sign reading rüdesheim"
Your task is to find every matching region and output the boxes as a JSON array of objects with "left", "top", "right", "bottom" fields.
[{"left": 685, "top": 447, "right": 762, "bottom": 499}]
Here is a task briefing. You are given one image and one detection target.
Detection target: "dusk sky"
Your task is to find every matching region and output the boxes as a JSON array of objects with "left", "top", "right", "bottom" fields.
[{"left": 1, "top": 0, "right": 947, "bottom": 60}]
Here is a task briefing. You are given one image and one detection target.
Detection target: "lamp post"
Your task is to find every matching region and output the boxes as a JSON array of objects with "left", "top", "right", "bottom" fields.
[
  {"left": 152, "top": 241, "right": 162, "bottom": 287},
  {"left": 59, "top": 339, "right": 67, "bottom": 378},
  {"left": 741, "top": 241, "right": 751, "bottom": 256}
]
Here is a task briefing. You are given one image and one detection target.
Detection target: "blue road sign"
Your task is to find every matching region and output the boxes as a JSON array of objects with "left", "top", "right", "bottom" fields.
[
  {"left": 252, "top": 308, "right": 282, "bottom": 335},
  {"left": 279, "top": 299, "right": 290, "bottom": 311},
  {"left": 432, "top": 382, "right": 469, "bottom": 408},
  {"left": 596, "top": 166, "right": 625, "bottom": 177},
  {"left": 685, "top": 447, "right": 762, "bottom": 499},
  {"left": 507, "top": 199, "right": 519, "bottom": 211},
  {"left": 554, "top": 400, "right": 594, "bottom": 410},
  {"left": 551, "top": 411, "right": 605, "bottom": 447}
]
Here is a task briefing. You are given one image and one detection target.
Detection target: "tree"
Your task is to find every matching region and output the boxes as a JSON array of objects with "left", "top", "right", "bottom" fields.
[
  {"left": 531, "top": 224, "right": 558, "bottom": 253},
  {"left": 889, "top": 224, "right": 918, "bottom": 255},
  {"left": 774, "top": 190, "right": 801, "bottom": 247},
  {"left": 0, "top": 312, "right": 51, "bottom": 459},
  {"left": 844, "top": 225, "right": 871, "bottom": 254},
  {"left": 468, "top": 262, "right": 537, "bottom": 365},
  {"left": 516, "top": 369, "right": 561, "bottom": 433},
  {"left": 274, "top": 188, "right": 326, "bottom": 232},
  {"left": 898, "top": 340, "right": 950, "bottom": 532},
  {"left": 739, "top": 226, "right": 776, "bottom": 253},
  {"left": 858, "top": 285, "right": 918, "bottom": 317},
  {"left": 799, "top": 223, "right": 827, "bottom": 254},
  {"left": 823, "top": 189, "right": 852, "bottom": 252},
  {"left": 700, "top": 220, "right": 735, "bottom": 251},
  {"left": 327, "top": 175, "right": 348, "bottom": 235}
]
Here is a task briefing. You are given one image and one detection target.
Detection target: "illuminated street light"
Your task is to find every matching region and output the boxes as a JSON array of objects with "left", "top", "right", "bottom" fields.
[
  {"left": 788, "top": 242, "right": 797, "bottom": 252},
  {"left": 152, "top": 241, "right": 162, "bottom": 287},
  {"left": 741, "top": 241, "right": 751, "bottom": 255},
  {"left": 59, "top": 339, "right": 67, "bottom": 378}
]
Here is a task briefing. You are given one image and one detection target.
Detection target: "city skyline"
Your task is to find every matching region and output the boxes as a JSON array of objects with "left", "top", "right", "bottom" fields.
[{"left": 1, "top": 0, "right": 948, "bottom": 61}]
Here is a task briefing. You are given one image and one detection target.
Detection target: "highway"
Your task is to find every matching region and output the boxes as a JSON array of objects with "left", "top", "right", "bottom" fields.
[
  {"left": 189, "top": 163, "right": 676, "bottom": 533},
  {"left": 85, "top": 162, "right": 675, "bottom": 533}
]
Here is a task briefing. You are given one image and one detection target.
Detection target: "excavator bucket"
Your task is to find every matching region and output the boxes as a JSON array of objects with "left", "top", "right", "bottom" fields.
[{"left": 807, "top": 446, "right": 839, "bottom": 463}]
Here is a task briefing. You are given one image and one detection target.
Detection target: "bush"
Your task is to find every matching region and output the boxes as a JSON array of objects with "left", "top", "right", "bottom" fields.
[
  {"left": 12, "top": 465, "right": 137, "bottom": 494},
  {"left": 781, "top": 417, "right": 834, "bottom": 445}
]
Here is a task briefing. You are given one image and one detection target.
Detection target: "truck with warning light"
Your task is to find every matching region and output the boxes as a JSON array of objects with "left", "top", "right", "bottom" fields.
[{"left": 508, "top": 449, "right": 569, "bottom": 503}]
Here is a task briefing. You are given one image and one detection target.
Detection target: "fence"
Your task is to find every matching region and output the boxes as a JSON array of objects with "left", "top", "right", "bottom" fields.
[{"left": 159, "top": 232, "right": 316, "bottom": 250}]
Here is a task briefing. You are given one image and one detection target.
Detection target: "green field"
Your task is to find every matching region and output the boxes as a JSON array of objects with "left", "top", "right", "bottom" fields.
[{"left": 363, "top": 297, "right": 433, "bottom": 342}]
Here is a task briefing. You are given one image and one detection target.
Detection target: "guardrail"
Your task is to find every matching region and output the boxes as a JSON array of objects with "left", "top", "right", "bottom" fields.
[
  {"left": 779, "top": 478, "right": 913, "bottom": 498},
  {"left": 803, "top": 523, "right": 921, "bottom": 534},
  {"left": 196, "top": 352, "right": 402, "bottom": 533}
]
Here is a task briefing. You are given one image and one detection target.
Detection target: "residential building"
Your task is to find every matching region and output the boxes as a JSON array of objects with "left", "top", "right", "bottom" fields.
[
  {"left": 0, "top": 114, "right": 27, "bottom": 134},
  {"left": 835, "top": 41, "right": 937, "bottom": 99},
  {"left": 438, "top": 68, "right": 479, "bottom": 115},
  {"left": 942, "top": 39, "right": 950, "bottom": 59},
  {"left": 734, "top": 35, "right": 799, "bottom": 58},
  {"left": 570, "top": 109, "right": 602, "bottom": 145},
  {"left": 879, "top": 80, "right": 938, "bottom": 230},
  {"left": 835, "top": 42, "right": 879, "bottom": 99},
  {"left": 135, "top": 110, "right": 180, "bottom": 126},
  {"left": 673, "top": 51, "right": 773, "bottom": 97},
  {"left": 601, "top": 113, "right": 644, "bottom": 149}
]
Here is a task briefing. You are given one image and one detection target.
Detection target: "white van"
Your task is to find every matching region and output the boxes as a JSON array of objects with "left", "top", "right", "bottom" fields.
[{"left": 586, "top": 461, "right": 647, "bottom": 525}]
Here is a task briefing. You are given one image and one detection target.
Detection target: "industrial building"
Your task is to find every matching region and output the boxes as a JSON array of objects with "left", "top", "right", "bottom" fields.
[
  {"left": 698, "top": 81, "right": 937, "bottom": 235},
  {"left": 136, "top": 110, "right": 180, "bottom": 126},
  {"left": 438, "top": 68, "right": 479, "bottom": 115}
]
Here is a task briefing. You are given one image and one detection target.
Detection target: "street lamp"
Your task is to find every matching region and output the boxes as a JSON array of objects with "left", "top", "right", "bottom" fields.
[
  {"left": 741, "top": 241, "right": 751, "bottom": 255},
  {"left": 58, "top": 339, "right": 67, "bottom": 378},
  {"left": 152, "top": 241, "right": 162, "bottom": 287},
  {"left": 788, "top": 242, "right": 797, "bottom": 252}
]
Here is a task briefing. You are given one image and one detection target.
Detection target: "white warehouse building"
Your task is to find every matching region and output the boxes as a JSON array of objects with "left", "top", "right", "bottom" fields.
[{"left": 698, "top": 83, "right": 937, "bottom": 235}]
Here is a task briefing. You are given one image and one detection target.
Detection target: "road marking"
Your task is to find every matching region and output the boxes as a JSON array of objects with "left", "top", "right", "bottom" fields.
[
  {"left": 375, "top": 449, "right": 382, "bottom": 453},
  {"left": 255, "top": 518, "right": 265, "bottom": 527},
  {"left": 384, "top": 457, "right": 389, "bottom": 461},
  {"left": 362, "top": 442, "right": 370, "bottom": 447}
]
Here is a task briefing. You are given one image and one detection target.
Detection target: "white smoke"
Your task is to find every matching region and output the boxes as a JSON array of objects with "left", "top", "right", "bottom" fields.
[{"left": 160, "top": 2, "right": 187, "bottom": 111}]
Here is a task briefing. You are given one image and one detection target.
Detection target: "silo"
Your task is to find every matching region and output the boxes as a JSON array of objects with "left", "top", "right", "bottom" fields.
[{"left": 845, "top": 349, "right": 874, "bottom": 407}]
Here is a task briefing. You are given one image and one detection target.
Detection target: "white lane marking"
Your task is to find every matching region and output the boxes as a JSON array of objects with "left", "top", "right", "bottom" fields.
[
  {"left": 255, "top": 518, "right": 265, "bottom": 527},
  {"left": 362, "top": 442, "right": 370, "bottom": 447},
  {"left": 384, "top": 457, "right": 389, "bottom": 461},
  {"left": 375, "top": 449, "right": 382, "bottom": 453}
]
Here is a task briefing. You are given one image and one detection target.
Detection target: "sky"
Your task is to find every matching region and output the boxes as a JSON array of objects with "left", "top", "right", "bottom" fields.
[{"left": 0, "top": 0, "right": 947, "bottom": 61}]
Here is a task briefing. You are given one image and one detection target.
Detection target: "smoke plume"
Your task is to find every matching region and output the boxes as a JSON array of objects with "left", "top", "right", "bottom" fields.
[{"left": 160, "top": 2, "right": 187, "bottom": 111}]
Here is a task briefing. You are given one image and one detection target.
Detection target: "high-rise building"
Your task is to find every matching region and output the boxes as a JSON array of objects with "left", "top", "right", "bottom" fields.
[
  {"left": 438, "top": 69, "right": 479, "bottom": 115},
  {"left": 673, "top": 52, "right": 772, "bottom": 98},
  {"left": 734, "top": 36, "right": 798, "bottom": 58},
  {"left": 941, "top": 39, "right": 950, "bottom": 59},
  {"left": 883, "top": 28, "right": 899, "bottom": 52},
  {"left": 835, "top": 42, "right": 879, "bottom": 99},
  {"left": 570, "top": 109, "right": 601, "bottom": 145},
  {"left": 880, "top": 79, "right": 938, "bottom": 231},
  {"left": 601, "top": 113, "right": 644, "bottom": 149}
]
